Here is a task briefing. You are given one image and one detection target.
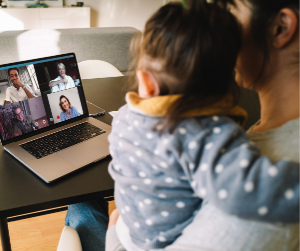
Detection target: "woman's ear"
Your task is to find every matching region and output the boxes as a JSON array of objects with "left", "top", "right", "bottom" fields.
[
  {"left": 272, "top": 8, "right": 298, "bottom": 49},
  {"left": 137, "top": 70, "right": 160, "bottom": 98}
]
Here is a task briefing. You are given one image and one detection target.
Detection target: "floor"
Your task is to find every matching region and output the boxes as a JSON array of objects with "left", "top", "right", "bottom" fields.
[{"left": 0, "top": 201, "right": 116, "bottom": 251}]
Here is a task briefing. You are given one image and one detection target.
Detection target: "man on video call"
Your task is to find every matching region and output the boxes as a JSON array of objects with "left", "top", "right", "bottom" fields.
[
  {"left": 4, "top": 68, "right": 37, "bottom": 105},
  {"left": 12, "top": 105, "right": 40, "bottom": 137}
]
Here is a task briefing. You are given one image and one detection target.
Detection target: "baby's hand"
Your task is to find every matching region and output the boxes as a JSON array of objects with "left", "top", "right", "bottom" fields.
[{"left": 108, "top": 209, "right": 119, "bottom": 229}]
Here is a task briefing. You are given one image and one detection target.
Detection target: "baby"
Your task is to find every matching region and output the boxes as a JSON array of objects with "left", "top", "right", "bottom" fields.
[{"left": 107, "top": 0, "right": 299, "bottom": 250}]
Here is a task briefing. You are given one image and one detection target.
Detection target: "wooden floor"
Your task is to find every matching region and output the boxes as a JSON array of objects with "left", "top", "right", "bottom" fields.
[{"left": 0, "top": 201, "right": 116, "bottom": 251}]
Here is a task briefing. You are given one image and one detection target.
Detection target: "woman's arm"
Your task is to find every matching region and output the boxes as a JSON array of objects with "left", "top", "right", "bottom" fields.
[{"left": 49, "top": 78, "right": 67, "bottom": 88}]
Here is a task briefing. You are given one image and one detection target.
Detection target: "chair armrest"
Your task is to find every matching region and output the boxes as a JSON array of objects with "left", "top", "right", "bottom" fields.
[{"left": 57, "top": 226, "right": 82, "bottom": 251}]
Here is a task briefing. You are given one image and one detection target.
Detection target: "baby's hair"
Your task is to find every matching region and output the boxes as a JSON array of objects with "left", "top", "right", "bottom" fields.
[{"left": 131, "top": 0, "right": 241, "bottom": 132}]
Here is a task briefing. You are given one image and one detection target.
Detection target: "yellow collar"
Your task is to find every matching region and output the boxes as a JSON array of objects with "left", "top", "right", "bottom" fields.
[{"left": 126, "top": 92, "right": 248, "bottom": 126}]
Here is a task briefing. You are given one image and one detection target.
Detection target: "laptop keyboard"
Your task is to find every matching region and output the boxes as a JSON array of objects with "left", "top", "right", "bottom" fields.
[{"left": 20, "top": 122, "right": 106, "bottom": 159}]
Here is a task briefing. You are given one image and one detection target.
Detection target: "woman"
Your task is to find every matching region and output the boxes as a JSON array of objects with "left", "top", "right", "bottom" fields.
[
  {"left": 161, "top": 0, "right": 299, "bottom": 250},
  {"left": 66, "top": 0, "right": 299, "bottom": 250},
  {"left": 49, "top": 63, "right": 75, "bottom": 93},
  {"left": 59, "top": 95, "right": 80, "bottom": 122}
]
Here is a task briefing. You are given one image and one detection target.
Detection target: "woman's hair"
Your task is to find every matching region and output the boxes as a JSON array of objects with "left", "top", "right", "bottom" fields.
[
  {"left": 131, "top": 0, "right": 241, "bottom": 132},
  {"left": 57, "top": 63, "right": 66, "bottom": 71},
  {"left": 59, "top": 95, "right": 72, "bottom": 112},
  {"left": 240, "top": 0, "right": 299, "bottom": 85}
]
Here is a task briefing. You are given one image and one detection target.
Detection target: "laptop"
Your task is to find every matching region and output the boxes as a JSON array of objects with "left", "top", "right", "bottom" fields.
[{"left": 0, "top": 53, "right": 111, "bottom": 183}]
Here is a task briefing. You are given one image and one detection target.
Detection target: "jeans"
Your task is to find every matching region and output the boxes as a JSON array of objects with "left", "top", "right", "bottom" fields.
[{"left": 65, "top": 199, "right": 109, "bottom": 251}]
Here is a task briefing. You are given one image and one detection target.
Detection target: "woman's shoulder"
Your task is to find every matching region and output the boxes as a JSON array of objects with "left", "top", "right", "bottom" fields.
[
  {"left": 247, "top": 118, "right": 299, "bottom": 163},
  {"left": 54, "top": 76, "right": 62, "bottom": 81},
  {"left": 66, "top": 75, "right": 74, "bottom": 81}
]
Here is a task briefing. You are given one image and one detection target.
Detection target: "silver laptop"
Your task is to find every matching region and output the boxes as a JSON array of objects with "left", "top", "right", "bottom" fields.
[{"left": 0, "top": 53, "right": 111, "bottom": 183}]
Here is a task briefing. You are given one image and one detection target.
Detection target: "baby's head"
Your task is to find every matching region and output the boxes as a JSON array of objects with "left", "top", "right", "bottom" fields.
[{"left": 133, "top": 0, "right": 242, "bottom": 130}]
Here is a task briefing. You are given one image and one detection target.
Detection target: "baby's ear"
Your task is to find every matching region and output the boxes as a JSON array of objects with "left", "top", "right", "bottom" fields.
[{"left": 137, "top": 71, "right": 160, "bottom": 98}]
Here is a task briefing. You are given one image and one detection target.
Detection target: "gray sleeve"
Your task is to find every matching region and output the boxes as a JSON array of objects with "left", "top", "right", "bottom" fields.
[
  {"left": 106, "top": 225, "right": 127, "bottom": 251},
  {"left": 180, "top": 120, "right": 299, "bottom": 223}
]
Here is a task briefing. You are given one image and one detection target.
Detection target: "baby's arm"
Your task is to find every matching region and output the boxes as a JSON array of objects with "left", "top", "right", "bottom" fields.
[{"left": 179, "top": 119, "right": 299, "bottom": 223}]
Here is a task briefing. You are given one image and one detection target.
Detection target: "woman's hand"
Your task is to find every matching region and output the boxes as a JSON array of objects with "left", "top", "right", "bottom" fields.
[{"left": 108, "top": 208, "right": 119, "bottom": 229}]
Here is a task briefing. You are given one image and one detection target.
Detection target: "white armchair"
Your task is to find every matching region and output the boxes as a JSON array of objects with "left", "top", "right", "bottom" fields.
[
  {"left": 56, "top": 60, "right": 122, "bottom": 250},
  {"left": 57, "top": 226, "right": 82, "bottom": 251},
  {"left": 78, "top": 60, "right": 124, "bottom": 79}
]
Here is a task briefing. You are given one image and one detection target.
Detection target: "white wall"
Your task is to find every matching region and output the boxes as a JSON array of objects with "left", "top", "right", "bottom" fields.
[
  {"left": 0, "top": 85, "right": 8, "bottom": 106},
  {"left": 47, "top": 88, "right": 83, "bottom": 124},
  {"left": 28, "top": 96, "right": 46, "bottom": 120},
  {"left": 74, "top": 0, "right": 165, "bottom": 31}
]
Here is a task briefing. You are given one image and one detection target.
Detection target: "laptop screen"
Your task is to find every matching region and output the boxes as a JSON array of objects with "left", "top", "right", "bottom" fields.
[{"left": 0, "top": 53, "right": 88, "bottom": 144}]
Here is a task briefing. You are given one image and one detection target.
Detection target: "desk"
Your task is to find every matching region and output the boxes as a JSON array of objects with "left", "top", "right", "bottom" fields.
[
  {"left": 0, "top": 76, "right": 129, "bottom": 251},
  {"left": 0, "top": 75, "right": 260, "bottom": 251}
]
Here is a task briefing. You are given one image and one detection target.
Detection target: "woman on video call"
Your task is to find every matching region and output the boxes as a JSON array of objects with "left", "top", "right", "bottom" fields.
[
  {"left": 59, "top": 95, "right": 80, "bottom": 122},
  {"left": 49, "top": 63, "right": 75, "bottom": 93}
]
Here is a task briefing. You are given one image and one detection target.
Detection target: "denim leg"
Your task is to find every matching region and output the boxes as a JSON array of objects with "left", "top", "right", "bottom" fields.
[{"left": 65, "top": 199, "right": 109, "bottom": 251}]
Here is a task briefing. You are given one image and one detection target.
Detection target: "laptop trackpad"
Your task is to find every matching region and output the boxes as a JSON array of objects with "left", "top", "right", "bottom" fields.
[{"left": 57, "top": 138, "right": 110, "bottom": 167}]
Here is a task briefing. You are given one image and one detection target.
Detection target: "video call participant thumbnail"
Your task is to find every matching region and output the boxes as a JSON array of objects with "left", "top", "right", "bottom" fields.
[
  {"left": 49, "top": 63, "right": 75, "bottom": 93},
  {"left": 4, "top": 68, "right": 37, "bottom": 105},
  {"left": 59, "top": 95, "right": 80, "bottom": 121},
  {"left": 12, "top": 105, "right": 40, "bottom": 137}
]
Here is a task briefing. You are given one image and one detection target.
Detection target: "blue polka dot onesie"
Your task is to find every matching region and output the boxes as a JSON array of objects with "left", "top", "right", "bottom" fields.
[{"left": 108, "top": 92, "right": 299, "bottom": 250}]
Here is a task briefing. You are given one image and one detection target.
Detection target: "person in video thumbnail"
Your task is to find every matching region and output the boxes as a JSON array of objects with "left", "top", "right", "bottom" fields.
[
  {"left": 49, "top": 63, "right": 75, "bottom": 93},
  {"left": 59, "top": 95, "right": 80, "bottom": 122},
  {"left": 12, "top": 105, "right": 40, "bottom": 137},
  {"left": 4, "top": 68, "right": 37, "bottom": 105}
]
